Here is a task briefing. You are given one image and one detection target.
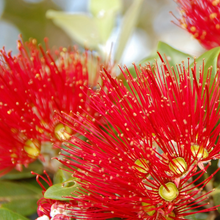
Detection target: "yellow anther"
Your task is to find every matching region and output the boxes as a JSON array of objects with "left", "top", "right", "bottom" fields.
[
  {"left": 190, "top": 26, "right": 196, "bottom": 32},
  {"left": 35, "top": 74, "right": 40, "bottom": 78},
  {"left": 159, "top": 182, "right": 179, "bottom": 202},
  {"left": 134, "top": 158, "right": 149, "bottom": 173},
  {"left": 202, "top": 31, "right": 207, "bottom": 36},
  {"left": 10, "top": 153, "right": 17, "bottom": 158},
  {"left": 210, "top": 13, "right": 217, "bottom": 19},
  {"left": 7, "top": 110, "right": 12, "bottom": 114},
  {"left": 216, "top": 24, "right": 220, "bottom": 29},
  {"left": 180, "top": 9, "right": 185, "bottom": 15},
  {"left": 17, "top": 42, "right": 22, "bottom": 48},
  {"left": 142, "top": 202, "right": 156, "bottom": 216},
  {"left": 181, "top": 23, "right": 187, "bottom": 29},
  {"left": 191, "top": 144, "right": 209, "bottom": 160},
  {"left": 32, "top": 39, "right": 37, "bottom": 44},
  {"left": 54, "top": 123, "right": 72, "bottom": 141},
  {"left": 36, "top": 125, "right": 44, "bottom": 134},
  {"left": 24, "top": 139, "right": 40, "bottom": 159},
  {"left": 193, "top": 33, "right": 199, "bottom": 38},
  {"left": 212, "top": 0, "right": 220, "bottom": 6},
  {"left": 169, "top": 157, "right": 187, "bottom": 175},
  {"left": 60, "top": 52, "right": 65, "bottom": 56}
]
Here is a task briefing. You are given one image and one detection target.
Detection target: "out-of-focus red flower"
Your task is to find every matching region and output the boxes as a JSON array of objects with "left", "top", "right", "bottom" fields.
[
  {"left": 0, "top": 38, "right": 110, "bottom": 175},
  {"left": 55, "top": 57, "right": 220, "bottom": 219},
  {"left": 173, "top": 0, "right": 220, "bottom": 49},
  {"left": 0, "top": 121, "right": 40, "bottom": 175}
]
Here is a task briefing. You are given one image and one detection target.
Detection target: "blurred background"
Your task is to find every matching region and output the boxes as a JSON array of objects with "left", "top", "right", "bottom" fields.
[{"left": 0, "top": 0, "right": 205, "bottom": 66}]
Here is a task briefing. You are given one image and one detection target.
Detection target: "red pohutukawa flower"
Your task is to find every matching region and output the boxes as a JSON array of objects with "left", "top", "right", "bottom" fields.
[
  {"left": 0, "top": 121, "right": 40, "bottom": 175},
  {"left": 55, "top": 57, "right": 220, "bottom": 219},
  {"left": 173, "top": 0, "right": 220, "bottom": 49},
  {"left": 0, "top": 38, "right": 109, "bottom": 175}
]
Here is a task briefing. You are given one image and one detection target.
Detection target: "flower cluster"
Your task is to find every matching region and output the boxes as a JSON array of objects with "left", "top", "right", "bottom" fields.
[
  {"left": 2, "top": 1, "right": 220, "bottom": 220},
  {"left": 54, "top": 56, "right": 220, "bottom": 219},
  {"left": 0, "top": 38, "right": 106, "bottom": 175},
  {"left": 173, "top": 0, "right": 220, "bottom": 49}
]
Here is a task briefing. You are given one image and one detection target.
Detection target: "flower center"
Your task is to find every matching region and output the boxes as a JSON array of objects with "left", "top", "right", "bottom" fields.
[
  {"left": 24, "top": 139, "right": 40, "bottom": 159},
  {"left": 169, "top": 157, "right": 187, "bottom": 175},
  {"left": 191, "top": 144, "right": 209, "bottom": 160},
  {"left": 142, "top": 202, "right": 156, "bottom": 216},
  {"left": 134, "top": 158, "right": 149, "bottom": 173},
  {"left": 54, "top": 123, "right": 72, "bottom": 141},
  {"left": 159, "top": 182, "right": 179, "bottom": 202}
]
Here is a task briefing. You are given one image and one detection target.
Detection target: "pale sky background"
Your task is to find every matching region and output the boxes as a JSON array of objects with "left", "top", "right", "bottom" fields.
[{"left": 0, "top": 0, "right": 205, "bottom": 66}]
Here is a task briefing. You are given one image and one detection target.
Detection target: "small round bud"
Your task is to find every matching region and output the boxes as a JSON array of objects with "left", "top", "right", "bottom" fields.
[
  {"left": 159, "top": 182, "right": 179, "bottom": 202},
  {"left": 24, "top": 139, "right": 40, "bottom": 159},
  {"left": 134, "top": 158, "right": 149, "bottom": 173},
  {"left": 142, "top": 202, "right": 156, "bottom": 216},
  {"left": 169, "top": 157, "right": 187, "bottom": 175},
  {"left": 54, "top": 123, "right": 72, "bottom": 141},
  {"left": 191, "top": 144, "right": 209, "bottom": 159}
]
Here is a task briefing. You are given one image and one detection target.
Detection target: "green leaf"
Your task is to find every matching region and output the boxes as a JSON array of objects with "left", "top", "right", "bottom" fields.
[
  {"left": 115, "top": 0, "right": 143, "bottom": 62},
  {"left": 121, "top": 42, "right": 192, "bottom": 88},
  {"left": 44, "top": 178, "right": 86, "bottom": 201},
  {"left": 89, "top": 0, "right": 122, "bottom": 17},
  {"left": 46, "top": 10, "right": 100, "bottom": 49},
  {"left": 2, "top": 0, "right": 73, "bottom": 47},
  {"left": 0, "top": 180, "right": 41, "bottom": 216},
  {"left": 0, "top": 160, "right": 43, "bottom": 180},
  {"left": 212, "top": 183, "right": 220, "bottom": 213},
  {"left": 187, "top": 212, "right": 208, "bottom": 220},
  {"left": 53, "top": 169, "right": 72, "bottom": 184},
  {"left": 94, "top": 11, "right": 117, "bottom": 44},
  {"left": 140, "top": 42, "right": 193, "bottom": 73},
  {"left": 156, "top": 41, "right": 193, "bottom": 71},
  {"left": 189, "top": 46, "right": 220, "bottom": 81},
  {"left": 0, "top": 208, "right": 29, "bottom": 220}
]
